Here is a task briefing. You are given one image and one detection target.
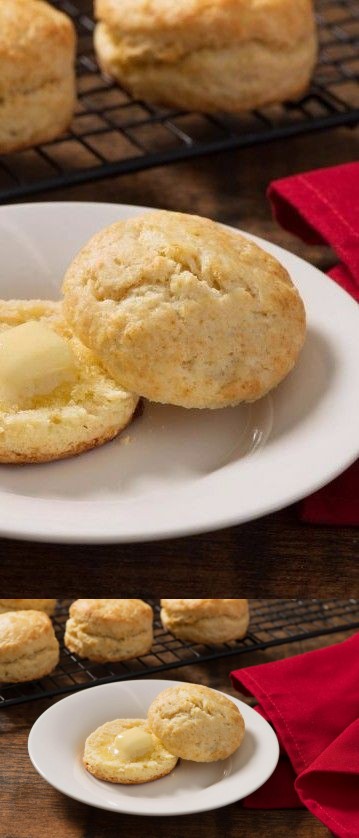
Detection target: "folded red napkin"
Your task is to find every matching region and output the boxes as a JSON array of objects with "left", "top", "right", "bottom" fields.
[
  {"left": 231, "top": 631, "right": 359, "bottom": 837},
  {"left": 267, "top": 163, "right": 359, "bottom": 525}
]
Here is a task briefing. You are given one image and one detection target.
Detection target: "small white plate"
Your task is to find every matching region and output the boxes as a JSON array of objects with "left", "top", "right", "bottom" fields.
[
  {"left": 28, "top": 679, "right": 279, "bottom": 816},
  {"left": 1, "top": 201, "right": 358, "bottom": 543}
]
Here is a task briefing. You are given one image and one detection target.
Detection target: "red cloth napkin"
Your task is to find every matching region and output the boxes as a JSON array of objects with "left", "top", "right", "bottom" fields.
[
  {"left": 267, "top": 163, "right": 359, "bottom": 525},
  {"left": 231, "top": 632, "right": 359, "bottom": 837}
]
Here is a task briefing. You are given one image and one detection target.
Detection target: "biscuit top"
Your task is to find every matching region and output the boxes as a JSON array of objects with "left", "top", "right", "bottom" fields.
[
  {"left": 161, "top": 599, "right": 248, "bottom": 618},
  {"left": 62, "top": 210, "right": 306, "bottom": 409},
  {"left": 0, "top": 0, "right": 76, "bottom": 97},
  {"left": 148, "top": 683, "right": 245, "bottom": 761},
  {"left": 95, "top": 0, "right": 315, "bottom": 57},
  {"left": 0, "top": 599, "right": 56, "bottom": 612},
  {"left": 0, "top": 610, "right": 54, "bottom": 660},
  {"left": 69, "top": 599, "right": 153, "bottom": 627},
  {"left": 149, "top": 683, "right": 242, "bottom": 721},
  {"left": 63, "top": 210, "right": 294, "bottom": 303}
]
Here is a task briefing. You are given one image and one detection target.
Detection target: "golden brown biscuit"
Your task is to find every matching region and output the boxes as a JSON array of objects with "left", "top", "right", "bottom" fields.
[
  {"left": 0, "top": 300, "right": 138, "bottom": 463},
  {"left": 148, "top": 683, "right": 245, "bottom": 761},
  {"left": 84, "top": 718, "right": 178, "bottom": 783},
  {"left": 0, "top": 599, "right": 57, "bottom": 616},
  {"left": 64, "top": 599, "right": 153, "bottom": 662},
  {"left": 62, "top": 211, "right": 306, "bottom": 409},
  {"left": 0, "top": 0, "right": 76, "bottom": 154},
  {"left": 0, "top": 610, "right": 59, "bottom": 683},
  {"left": 160, "top": 599, "right": 249, "bottom": 644},
  {"left": 94, "top": 0, "right": 317, "bottom": 112}
]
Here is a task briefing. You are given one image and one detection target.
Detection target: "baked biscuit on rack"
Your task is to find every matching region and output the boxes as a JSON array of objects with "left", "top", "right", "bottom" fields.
[
  {"left": 94, "top": 0, "right": 317, "bottom": 112},
  {"left": 160, "top": 599, "right": 249, "bottom": 644},
  {"left": 0, "top": 0, "right": 76, "bottom": 153},
  {"left": 64, "top": 599, "right": 153, "bottom": 662},
  {"left": 0, "top": 610, "right": 59, "bottom": 683}
]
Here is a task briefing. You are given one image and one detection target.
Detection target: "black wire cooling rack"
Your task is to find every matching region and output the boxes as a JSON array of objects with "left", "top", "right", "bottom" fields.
[
  {"left": 0, "top": 0, "right": 358, "bottom": 204},
  {"left": 1, "top": 599, "right": 358, "bottom": 708}
]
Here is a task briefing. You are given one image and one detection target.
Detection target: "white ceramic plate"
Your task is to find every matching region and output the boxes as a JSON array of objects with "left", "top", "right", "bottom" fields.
[
  {"left": 1, "top": 202, "right": 358, "bottom": 543},
  {"left": 28, "top": 678, "right": 279, "bottom": 816}
]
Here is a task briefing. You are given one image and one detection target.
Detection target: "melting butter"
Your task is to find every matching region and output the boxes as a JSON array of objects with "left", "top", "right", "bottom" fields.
[
  {"left": 0, "top": 321, "right": 76, "bottom": 407},
  {"left": 109, "top": 728, "right": 154, "bottom": 761}
]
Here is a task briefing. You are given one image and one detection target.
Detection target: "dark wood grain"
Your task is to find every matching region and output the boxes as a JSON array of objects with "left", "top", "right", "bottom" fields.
[
  {"left": 1, "top": 509, "right": 358, "bottom": 596},
  {"left": 1, "top": 639, "right": 341, "bottom": 838}
]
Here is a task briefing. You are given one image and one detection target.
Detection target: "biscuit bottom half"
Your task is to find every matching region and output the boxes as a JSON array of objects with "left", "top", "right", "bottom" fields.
[
  {"left": 84, "top": 719, "right": 179, "bottom": 784},
  {"left": 0, "top": 644, "right": 59, "bottom": 683},
  {"left": 94, "top": 23, "right": 317, "bottom": 113},
  {"left": 0, "top": 75, "right": 75, "bottom": 155},
  {"left": 0, "top": 300, "right": 138, "bottom": 463},
  {"left": 64, "top": 621, "right": 153, "bottom": 662}
]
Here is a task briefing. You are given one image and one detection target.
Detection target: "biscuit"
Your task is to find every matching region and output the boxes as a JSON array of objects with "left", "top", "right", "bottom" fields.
[
  {"left": 62, "top": 211, "right": 306, "bottom": 409},
  {"left": 84, "top": 718, "right": 178, "bottom": 783},
  {"left": 0, "top": 0, "right": 76, "bottom": 154},
  {"left": 64, "top": 599, "right": 153, "bottom": 662},
  {"left": 160, "top": 599, "right": 249, "bottom": 644},
  {"left": 0, "top": 610, "right": 59, "bottom": 683},
  {"left": 94, "top": 0, "right": 317, "bottom": 112},
  {"left": 0, "top": 300, "right": 138, "bottom": 463},
  {"left": 148, "top": 683, "right": 245, "bottom": 761},
  {"left": 0, "top": 599, "right": 57, "bottom": 616}
]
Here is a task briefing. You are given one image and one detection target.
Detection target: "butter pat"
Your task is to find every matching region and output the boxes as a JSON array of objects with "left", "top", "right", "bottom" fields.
[
  {"left": 0, "top": 321, "right": 76, "bottom": 407},
  {"left": 109, "top": 728, "right": 154, "bottom": 761}
]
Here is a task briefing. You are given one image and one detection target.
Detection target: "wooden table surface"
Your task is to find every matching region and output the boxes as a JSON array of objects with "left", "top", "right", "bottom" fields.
[
  {"left": 1, "top": 126, "right": 358, "bottom": 595},
  {"left": 3, "top": 627, "right": 351, "bottom": 838}
]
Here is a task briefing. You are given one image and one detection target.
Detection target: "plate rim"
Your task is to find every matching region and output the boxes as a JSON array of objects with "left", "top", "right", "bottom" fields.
[
  {"left": 28, "top": 677, "right": 280, "bottom": 816},
  {"left": 1, "top": 200, "right": 359, "bottom": 543}
]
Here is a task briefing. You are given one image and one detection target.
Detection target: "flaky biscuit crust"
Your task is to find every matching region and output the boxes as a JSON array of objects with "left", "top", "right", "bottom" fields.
[
  {"left": 160, "top": 599, "right": 249, "bottom": 644},
  {"left": 0, "top": 600, "right": 57, "bottom": 615},
  {"left": 64, "top": 599, "right": 153, "bottom": 662},
  {"left": 0, "top": 610, "right": 59, "bottom": 683},
  {"left": 0, "top": 0, "right": 76, "bottom": 153},
  {"left": 0, "top": 300, "right": 138, "bottom": 464},
  {"left": 148, "top": 684, "right": 245, "bottom": 761},
  {"left": 84, "top": 718, "right": 178, "bottom": 783},
  {"left": 95, "top": 0, "right": 314, "bottom": 50},
  {"left": 63, "top": 211, "right": 306, "bottom": 409},
  {"left": 94, "top": 0, "right": 317, "bottom": 112}
]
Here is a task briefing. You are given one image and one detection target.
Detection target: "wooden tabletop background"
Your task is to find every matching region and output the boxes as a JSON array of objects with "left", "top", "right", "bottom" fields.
[
  {"left": 3, "top": 623, "right": 354, "bottom": 838},
  {"left": 1, "top": 126, "right": 358, "bottom": 595}
]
